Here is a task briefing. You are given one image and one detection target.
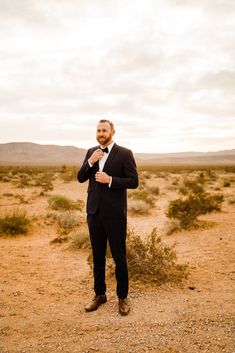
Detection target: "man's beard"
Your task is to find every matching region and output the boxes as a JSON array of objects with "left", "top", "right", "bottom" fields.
[{"left": 97, "top": 133, "right": 112, "bottom": 146}]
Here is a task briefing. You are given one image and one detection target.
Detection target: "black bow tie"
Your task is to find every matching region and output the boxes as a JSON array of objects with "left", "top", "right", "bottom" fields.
[{"left": 100, "top": 147, "right": 109, "bottom": 153}]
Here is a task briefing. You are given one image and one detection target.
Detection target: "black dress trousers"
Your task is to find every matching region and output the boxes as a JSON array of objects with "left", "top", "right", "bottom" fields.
[{"left": 87, "top": 213, "right": 128, "bottom": 299}]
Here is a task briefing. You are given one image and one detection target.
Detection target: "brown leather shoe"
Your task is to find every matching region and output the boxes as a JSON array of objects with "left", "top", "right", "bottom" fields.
[
  {"left": 85, "top": 294, "right": 107, "bottom": 312},
  {"left": 119, "top": 298, "right": 130, "bottom": 316}
]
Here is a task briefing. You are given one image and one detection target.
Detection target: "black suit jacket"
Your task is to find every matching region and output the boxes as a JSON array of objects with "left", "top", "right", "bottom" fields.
[{"left": 77, "top": 143, "right": 138, "bottom": 218}]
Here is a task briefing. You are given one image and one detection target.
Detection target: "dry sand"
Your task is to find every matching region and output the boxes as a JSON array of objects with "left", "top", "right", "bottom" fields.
[{"left": 0, "top": 171, "right": 234, "bottom": 353}]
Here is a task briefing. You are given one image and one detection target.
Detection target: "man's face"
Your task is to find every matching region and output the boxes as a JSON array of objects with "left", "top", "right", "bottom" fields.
[{"left": 96, "top": 122, "right": 115, "bottom": 146}]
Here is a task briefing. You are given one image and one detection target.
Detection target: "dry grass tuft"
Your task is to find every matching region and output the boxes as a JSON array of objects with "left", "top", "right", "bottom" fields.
[
  {"left": 128, "top": 199, "right": 150, "bottom": 216},
  {"left": 48, "top": 195, "right": 84, "bottom": 211},
  {"left": 0, "top": 209, "right": 30, "bottom": 236},
  {"left": 68, "top": 230, "right": 90, "bottom": 249}
]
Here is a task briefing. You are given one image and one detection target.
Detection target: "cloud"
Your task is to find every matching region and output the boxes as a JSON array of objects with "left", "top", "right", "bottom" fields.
[
  {"left": 0, "top": 0, "right": 234, "bottom": 153},
  {"left": 167, "top": 0, "right": 235, "bottom": 12},
  {"left": 196, "top": 70, "right": 235, "bottom": 93}
]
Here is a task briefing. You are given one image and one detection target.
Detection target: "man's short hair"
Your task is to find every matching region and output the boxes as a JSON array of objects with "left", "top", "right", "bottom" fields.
[{"left": 99, "top": 119, "right": 114, "bottom": 130}]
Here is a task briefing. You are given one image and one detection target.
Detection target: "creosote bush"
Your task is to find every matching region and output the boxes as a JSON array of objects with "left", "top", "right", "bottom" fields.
[
  {"left": 89, "top": 228, "right": 188, "bottom": 285},
  {"left": 48, "top": 195, "right": 84, "bottom": 211},
  {"left": 0, "top": 209, "right": 30, "bottom": 236},
  {"left": 167, "top": 192, "right": 223, "bottom": 229},
  {"left": 179, "top": 176, "right": 205, "bottom": 195},
  {"left": 126, "top": 228, "right": 188, "bottom": 284}
]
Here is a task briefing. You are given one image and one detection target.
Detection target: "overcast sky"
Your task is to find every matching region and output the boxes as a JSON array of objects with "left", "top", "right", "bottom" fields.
[{"left": 0, "top": 0, "right": 234, "bottom": 153}]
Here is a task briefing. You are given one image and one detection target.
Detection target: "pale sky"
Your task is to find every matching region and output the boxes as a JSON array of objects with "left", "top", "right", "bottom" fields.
[{"left": 0, "top": 0, "right": 234, "bottom": 153}]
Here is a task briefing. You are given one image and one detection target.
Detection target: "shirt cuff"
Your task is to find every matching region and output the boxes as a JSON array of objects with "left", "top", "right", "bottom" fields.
[
  {"left": 108, "top": 176, "right": 112, "bottom": 188},
  {"left": 88, "top": 160, "right": 93, "bottom": 168}
]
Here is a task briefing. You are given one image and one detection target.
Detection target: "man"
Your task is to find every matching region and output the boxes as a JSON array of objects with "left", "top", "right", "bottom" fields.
[{"left": 77, "top": 119, "right": 138, "bottom": 315}]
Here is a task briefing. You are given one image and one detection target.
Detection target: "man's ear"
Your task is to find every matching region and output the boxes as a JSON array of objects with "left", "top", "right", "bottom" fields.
[{"left": 112, "top": 129, "right": 115, "bottom": 137}]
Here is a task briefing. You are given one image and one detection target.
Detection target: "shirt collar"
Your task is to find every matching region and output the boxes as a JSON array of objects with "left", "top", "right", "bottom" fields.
[{"left": 100, "top": 141, "right": 115, "bottom": 153}]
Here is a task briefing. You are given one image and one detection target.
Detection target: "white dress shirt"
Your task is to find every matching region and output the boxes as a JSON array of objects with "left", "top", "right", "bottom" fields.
[
  {"left": 88, "top": 141, "right": 114, "bottom": 187},
  {"left": 98, "top": 141, "right": 114, "bottom": 171}
]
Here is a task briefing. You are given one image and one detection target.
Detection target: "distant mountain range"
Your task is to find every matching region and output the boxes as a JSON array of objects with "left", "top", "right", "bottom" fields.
[{"left": 0, "top": 142, "right": 235, "bottom": 166}]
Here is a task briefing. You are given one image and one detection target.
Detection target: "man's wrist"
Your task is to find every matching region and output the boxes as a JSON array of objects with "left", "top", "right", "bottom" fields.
[
  {"left": 108, "top": 176, "right": 112, "bottom": 187},
  {"left": 88, "top": 158, "right": 93, "bottom": 167}
]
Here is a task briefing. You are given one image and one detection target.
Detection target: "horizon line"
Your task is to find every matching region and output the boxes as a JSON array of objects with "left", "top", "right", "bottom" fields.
[{"left": 0, "top": 141, "right": 235, "bottom": 155}]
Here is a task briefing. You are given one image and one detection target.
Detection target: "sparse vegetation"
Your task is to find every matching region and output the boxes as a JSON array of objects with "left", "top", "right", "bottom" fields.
[
  {"left": 206, "top": 169, "right": 217, "bottom": 181},
  {"left": 128, "top": 181, "right": 159, "bottom": 212},
  {"left": 129, "top": 189, "right": 155, "bottom": 207},
  {"left": 128, "top": 199, "right": 150, "bottom": 216},
  {"left": 0, "top": 163, "right": 234, "bottom": 352},
  {"left": 164, "top": 218, "right": 180, "bottom": 235},
  {"left": 178, "top": 175, "right": 205, "bottom": 195},
  {"left": 223, "top": 179, "right": 231, "bottom": 187},
  {"left": 68, "top": 230, "right": 90, "bottom": 249},
  {"left": 34, "top": 175, "right": 54, "bottom": 192},
  {"left": 2, "top": 193, "right": 14, "bottom": 197},
  {"left": 103, "top": 228, "right": 188, "bottom": 285},
  {"left": 60, "top": 167, "right": 77, "bottom": 183},
  {"left": 147, "top": 185, "right": 160, "bottom": 195},
  {"left": 227, "top": 196, "right": 235, "bottom": 204},
  {"left": 14, "top": 194, "right": 29, "bottom": 204},
  {"left": 57, "top": 211, "right": 80, "bottom": 230},
  {"left": 167, "top": 192, "right": 223, "bottom": 229},
  {"left": 50, "top": 234, "right": 69, "bottom": 244},
  {"left": 48, "top": 195, "right": 84, "bottom": 211},
  {"left": 0, "top": 209, "right": 30, "bottom": 236}
]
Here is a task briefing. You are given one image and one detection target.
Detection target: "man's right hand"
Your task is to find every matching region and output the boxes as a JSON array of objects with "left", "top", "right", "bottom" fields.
[{"left": 88, "top": 149, "right": 104, "bottom": 165}]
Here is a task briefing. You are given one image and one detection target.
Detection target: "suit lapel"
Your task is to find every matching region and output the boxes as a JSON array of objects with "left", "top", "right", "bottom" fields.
[{"left": 103, "top": 143, "right": 118, "bottom": 172}]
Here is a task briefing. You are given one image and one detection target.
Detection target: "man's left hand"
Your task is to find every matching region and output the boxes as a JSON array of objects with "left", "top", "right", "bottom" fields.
[{"left": 95, "top": 171, "right": 110, "bottom": 184}]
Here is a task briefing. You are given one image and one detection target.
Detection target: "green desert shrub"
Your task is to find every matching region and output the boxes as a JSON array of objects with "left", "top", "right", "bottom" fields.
[
  {"left": 206, "top": 169, "right": 217, "bottom": 181},
  {"left": 48, "top": 195, "right": 84, "bottom": 211},
  {"left": 167, "top": 192, "right": 223, "bottom": 229},
  {"left": 14, "top": 194, "right": 29, "bottom": 204},
  {"left": 228, "top": 196, "right": 235, "bottom": 204},
  {"left": 34, "top": 172, "right": 55, "bottom": 191},
  {"left": 16, "top": 175, "right": 32, "bottom": 188},
  {"left": 179, "top": 177, "right": 205, "bottom": 195},
  {"left": 0, "top": 174, "right": 11, "bottom": 182},
  {"left": 0, "top": 209, "right": 30, "bottom": 236},
  {"left": 3, "top": 193, "right": 14, "bottom": 197},
  {"left": 103, "top": 228, "right": 188, "bottom": 285},
  {"left": 60, "top": 168, "right": 77, "bottom": 183},
  {"left": 223, "top": 179, "right": 231, "bottom": 187}
]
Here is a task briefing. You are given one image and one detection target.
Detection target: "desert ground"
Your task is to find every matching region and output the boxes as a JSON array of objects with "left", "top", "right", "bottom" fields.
[{"left": 0, "top": 166, "right": 234, "bottom": 353}]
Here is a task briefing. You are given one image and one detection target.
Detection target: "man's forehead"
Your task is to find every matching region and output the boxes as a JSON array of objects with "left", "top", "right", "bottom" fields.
[{"left": 97, "top": 122, "right": 111, "bottom": 130}]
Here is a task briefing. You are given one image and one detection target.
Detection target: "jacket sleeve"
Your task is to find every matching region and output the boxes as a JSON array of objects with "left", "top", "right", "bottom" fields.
[
  {"left": 77, "top": 150, "right": 95, "bottom": 183},
  {"left": 110, "top": 150, "right": 138, "bottom": 190}
]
